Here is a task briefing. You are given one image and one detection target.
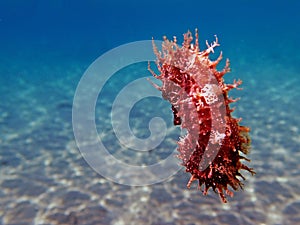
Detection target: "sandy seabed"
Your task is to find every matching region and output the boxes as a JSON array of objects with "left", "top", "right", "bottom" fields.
[{"left": 0, "top": 54, "right": 300, "bottom": 225}]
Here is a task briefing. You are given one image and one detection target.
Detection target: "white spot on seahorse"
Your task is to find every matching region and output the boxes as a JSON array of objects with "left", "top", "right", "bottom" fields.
[{"left": 201, "top": 84, "right": 220, "bottom": 105}]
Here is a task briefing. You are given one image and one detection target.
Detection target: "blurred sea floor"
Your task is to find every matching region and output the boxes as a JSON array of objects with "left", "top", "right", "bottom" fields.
[{"left": 0, "top": 42, "right": 300, "bottom": 225}]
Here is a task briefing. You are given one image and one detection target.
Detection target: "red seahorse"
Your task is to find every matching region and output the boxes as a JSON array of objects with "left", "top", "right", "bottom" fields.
[{"left": 148, "top": 29, "right": 255, "bottom": 203}]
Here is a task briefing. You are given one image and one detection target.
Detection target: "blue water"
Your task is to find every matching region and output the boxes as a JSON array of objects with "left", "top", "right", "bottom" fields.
[{"left": 1, "top": 1, "right": 300, "bottom": 224}]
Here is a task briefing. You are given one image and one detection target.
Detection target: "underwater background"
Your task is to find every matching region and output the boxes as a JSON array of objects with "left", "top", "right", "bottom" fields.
[{"left": 1, "top": 0, "right": 300, "bottom": 224}]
